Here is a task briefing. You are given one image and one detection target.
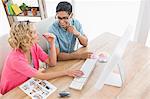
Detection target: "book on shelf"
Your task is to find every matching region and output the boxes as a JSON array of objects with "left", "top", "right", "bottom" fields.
[
  {"left": 11, "top": 4, "right": 22, "bottom": 15},
  {"left": 3, "top": 1, "right": 22, "bottom": 16},
  {"left": 8, "top": 4, "right": 14, "bottom": 15}
]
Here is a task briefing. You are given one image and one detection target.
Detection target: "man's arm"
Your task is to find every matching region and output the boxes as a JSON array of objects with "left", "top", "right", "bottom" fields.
[
  {"left": 76, "top": 32, "right": 88, "bottom": 47},
  {"left": 67, "top": 26, "right": 88, "bottom": 47},
  {"left": 56, "top": 48, "right": 93, "bottom": 61}
]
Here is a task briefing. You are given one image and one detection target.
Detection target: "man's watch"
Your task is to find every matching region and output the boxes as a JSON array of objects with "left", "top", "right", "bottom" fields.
[{"left": 76, "top": 33, "right": 82, "bottom": 38}]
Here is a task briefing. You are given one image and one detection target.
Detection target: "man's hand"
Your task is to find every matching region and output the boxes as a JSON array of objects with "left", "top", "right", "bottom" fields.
[
  {"left": 77, "top": 51, "right": 93, "bottom": 60},
  {"left": 43, "top": 33, "right": 55, "bottom": 43},
  {"left": 67, "top": 26, "right": 80, "bottom": 37}
]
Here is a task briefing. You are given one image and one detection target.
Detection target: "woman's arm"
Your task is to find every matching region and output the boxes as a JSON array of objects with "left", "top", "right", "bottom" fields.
[
  {"left": 46, "top": 41, "right": 57, "bottom": 66},
  {"left": 43, "top": 33, "right": 57, "bottom": 66},
  {"left": 0, "top": 93, "right": 3, "bottom": 97},
  {"left": 33, "top": 69, "right": 84, "bottom": 80}
]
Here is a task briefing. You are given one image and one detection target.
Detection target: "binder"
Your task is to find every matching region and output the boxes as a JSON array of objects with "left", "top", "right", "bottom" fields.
[
  {"left": 11, "top": 4, "right": 22, "bottom": 15},
  {"left": 8, "top": 4, "right": 14, "bottom": 15}
]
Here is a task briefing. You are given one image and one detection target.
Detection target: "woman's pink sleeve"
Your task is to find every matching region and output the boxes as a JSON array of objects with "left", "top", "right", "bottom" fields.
[
  {"left": 36, "top": 44, "right": 49, "bottom": 62},
  {"left": 13, "top": 58, "right": 38, "bottom": 77}
]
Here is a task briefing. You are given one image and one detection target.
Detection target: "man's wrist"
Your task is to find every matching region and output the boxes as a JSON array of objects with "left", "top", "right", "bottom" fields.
[
  {"left": 75, "top": 32, "right": 81, "bottom": 38},
  {"left": 73, "top": 51, "right": 81, "bottom": 59},
  {"left": 63, "top": 70, "right": 68, "bottom": 76}
]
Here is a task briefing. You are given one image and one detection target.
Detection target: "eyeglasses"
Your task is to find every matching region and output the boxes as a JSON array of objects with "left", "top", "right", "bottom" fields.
[
  {"left": 57, "top": 16, "right": 69, "bottom": 20},
  {"left": 55, "top": 15, "right": 71, "bottom": 21}
]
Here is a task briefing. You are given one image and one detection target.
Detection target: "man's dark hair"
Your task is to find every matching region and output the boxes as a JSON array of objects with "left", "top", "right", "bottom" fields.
[{"left": 56, "top": 1, "right": 72, "bottom": 15}]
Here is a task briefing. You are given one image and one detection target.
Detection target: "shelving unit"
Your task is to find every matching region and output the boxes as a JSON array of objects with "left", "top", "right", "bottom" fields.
[{"left": 2, "top": 0, "right": 47, "bottom": 26}]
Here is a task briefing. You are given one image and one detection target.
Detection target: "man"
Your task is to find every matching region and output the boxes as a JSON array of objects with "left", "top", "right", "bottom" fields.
[{"left": 48, "top": 1, "right": 92, "bottom": 60}]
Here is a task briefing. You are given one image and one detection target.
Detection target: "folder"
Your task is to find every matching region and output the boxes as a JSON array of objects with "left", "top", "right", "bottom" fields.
[
  {"left": 8, "top": 4, "right": 15, "bottom": 15},
  {"left": 11, "top": 4, "right": 22, "bottom": 15}
]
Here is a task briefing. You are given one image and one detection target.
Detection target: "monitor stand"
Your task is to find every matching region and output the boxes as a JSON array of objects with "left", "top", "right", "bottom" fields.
[
  {"left": 95, "top": 55, "right": 125, "bottom": 90},
  {"left": 104, "top": 58, "right": 125, "bottom": 87}
]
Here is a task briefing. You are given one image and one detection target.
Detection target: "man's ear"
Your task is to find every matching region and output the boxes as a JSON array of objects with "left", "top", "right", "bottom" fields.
[{"left": 70, "top": 13, "right": 73, "bottom": 18}]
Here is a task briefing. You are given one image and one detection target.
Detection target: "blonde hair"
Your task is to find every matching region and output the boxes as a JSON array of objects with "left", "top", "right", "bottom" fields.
[{"left": 8, "top": 22, "right": 37, "bottom": 52}]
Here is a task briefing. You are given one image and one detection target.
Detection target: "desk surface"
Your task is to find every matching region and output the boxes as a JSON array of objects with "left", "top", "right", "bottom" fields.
[{"left": 2, "top": 33, "right": 150, "bottom": 99}]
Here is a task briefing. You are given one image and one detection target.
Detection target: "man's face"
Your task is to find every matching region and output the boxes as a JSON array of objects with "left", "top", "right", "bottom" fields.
[{"left": 56, "top": 11, "right": 71, "bottom": 29}]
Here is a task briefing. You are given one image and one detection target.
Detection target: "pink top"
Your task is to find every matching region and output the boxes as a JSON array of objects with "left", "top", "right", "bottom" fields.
[{"left": 0, "top": 44, "right": 48, "bottom": 95}]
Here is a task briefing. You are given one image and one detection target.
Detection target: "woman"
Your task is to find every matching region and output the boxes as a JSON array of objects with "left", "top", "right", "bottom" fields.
[{"left": 0, "top": 21, "right": 83, "bottom": 95}]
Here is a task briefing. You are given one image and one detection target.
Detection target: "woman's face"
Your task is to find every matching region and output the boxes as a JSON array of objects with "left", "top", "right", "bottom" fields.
[{"left": 31, "top": 25, "right": 39, "bottom": 42}]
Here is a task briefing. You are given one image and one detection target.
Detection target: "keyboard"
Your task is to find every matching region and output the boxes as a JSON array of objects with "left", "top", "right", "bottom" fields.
[{"left": 69, "top": 58, "right": 98, "bottom": 90}]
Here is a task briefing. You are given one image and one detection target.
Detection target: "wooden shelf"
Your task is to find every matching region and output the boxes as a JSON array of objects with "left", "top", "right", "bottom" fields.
[
  {"left": 2, "top": 0, "right": 47, "bottom": 26},
  {"left": 8, "top": 10, "right": 41, "bottom": 17}
]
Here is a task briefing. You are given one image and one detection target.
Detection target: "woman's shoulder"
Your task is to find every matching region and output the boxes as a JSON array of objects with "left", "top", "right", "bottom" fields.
[
  {"left": 32, "top": 43, "right": 40, "bottom": 49},
  {"left": 5, "top": 49, "right": 26, "bottom": 64},
  {"left": 31, "top": 43, "right": 43, "bottom": 52},
  {"left": 10, "top": 49, "right": 25, "bottom": 58}
]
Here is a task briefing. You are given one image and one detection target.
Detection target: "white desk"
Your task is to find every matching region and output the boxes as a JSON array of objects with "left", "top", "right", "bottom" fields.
[{"left": 2, "top": 33, "right": 150, "bottom": 99}]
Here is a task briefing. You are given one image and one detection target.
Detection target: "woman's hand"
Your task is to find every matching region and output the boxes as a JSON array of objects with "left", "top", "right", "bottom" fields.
[
  {"left": 43, "top": 33, "right": 55, "bottom": 43},
  {"left": 39, "top": 68, "right": 46, "bottom": 73},
  {"left": 65, "top": 70, "right": 84, "bottom": 77}
]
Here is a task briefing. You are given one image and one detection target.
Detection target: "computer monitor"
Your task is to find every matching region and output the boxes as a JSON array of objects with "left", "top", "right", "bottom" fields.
[{"left": 94, "top": 26, "right": 132, "bottom": 90}]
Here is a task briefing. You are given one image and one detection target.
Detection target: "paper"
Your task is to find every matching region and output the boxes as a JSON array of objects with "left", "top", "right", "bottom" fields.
[{"left": 19, "top": 78, "right": 57, "bottom": 99}]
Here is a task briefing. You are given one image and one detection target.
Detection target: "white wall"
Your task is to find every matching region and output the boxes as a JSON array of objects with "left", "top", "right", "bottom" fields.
[
  {"left": 0, "top": 0, "right": 11, "bottom": 77},
  {"left": 0, "top": 0, "right": 10, "bottom": 37},
  {"left": 45, "top": 0, "right": 140, "bottom": 41},
  {"left": 74, "top": 0, "right": 140, "bottom": 41},
  {"left": 134, "top": 0, "right": 150, "bottom": 46},
  {"left": 12, "top": 0, "right": 39, "bottom": 7}
]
